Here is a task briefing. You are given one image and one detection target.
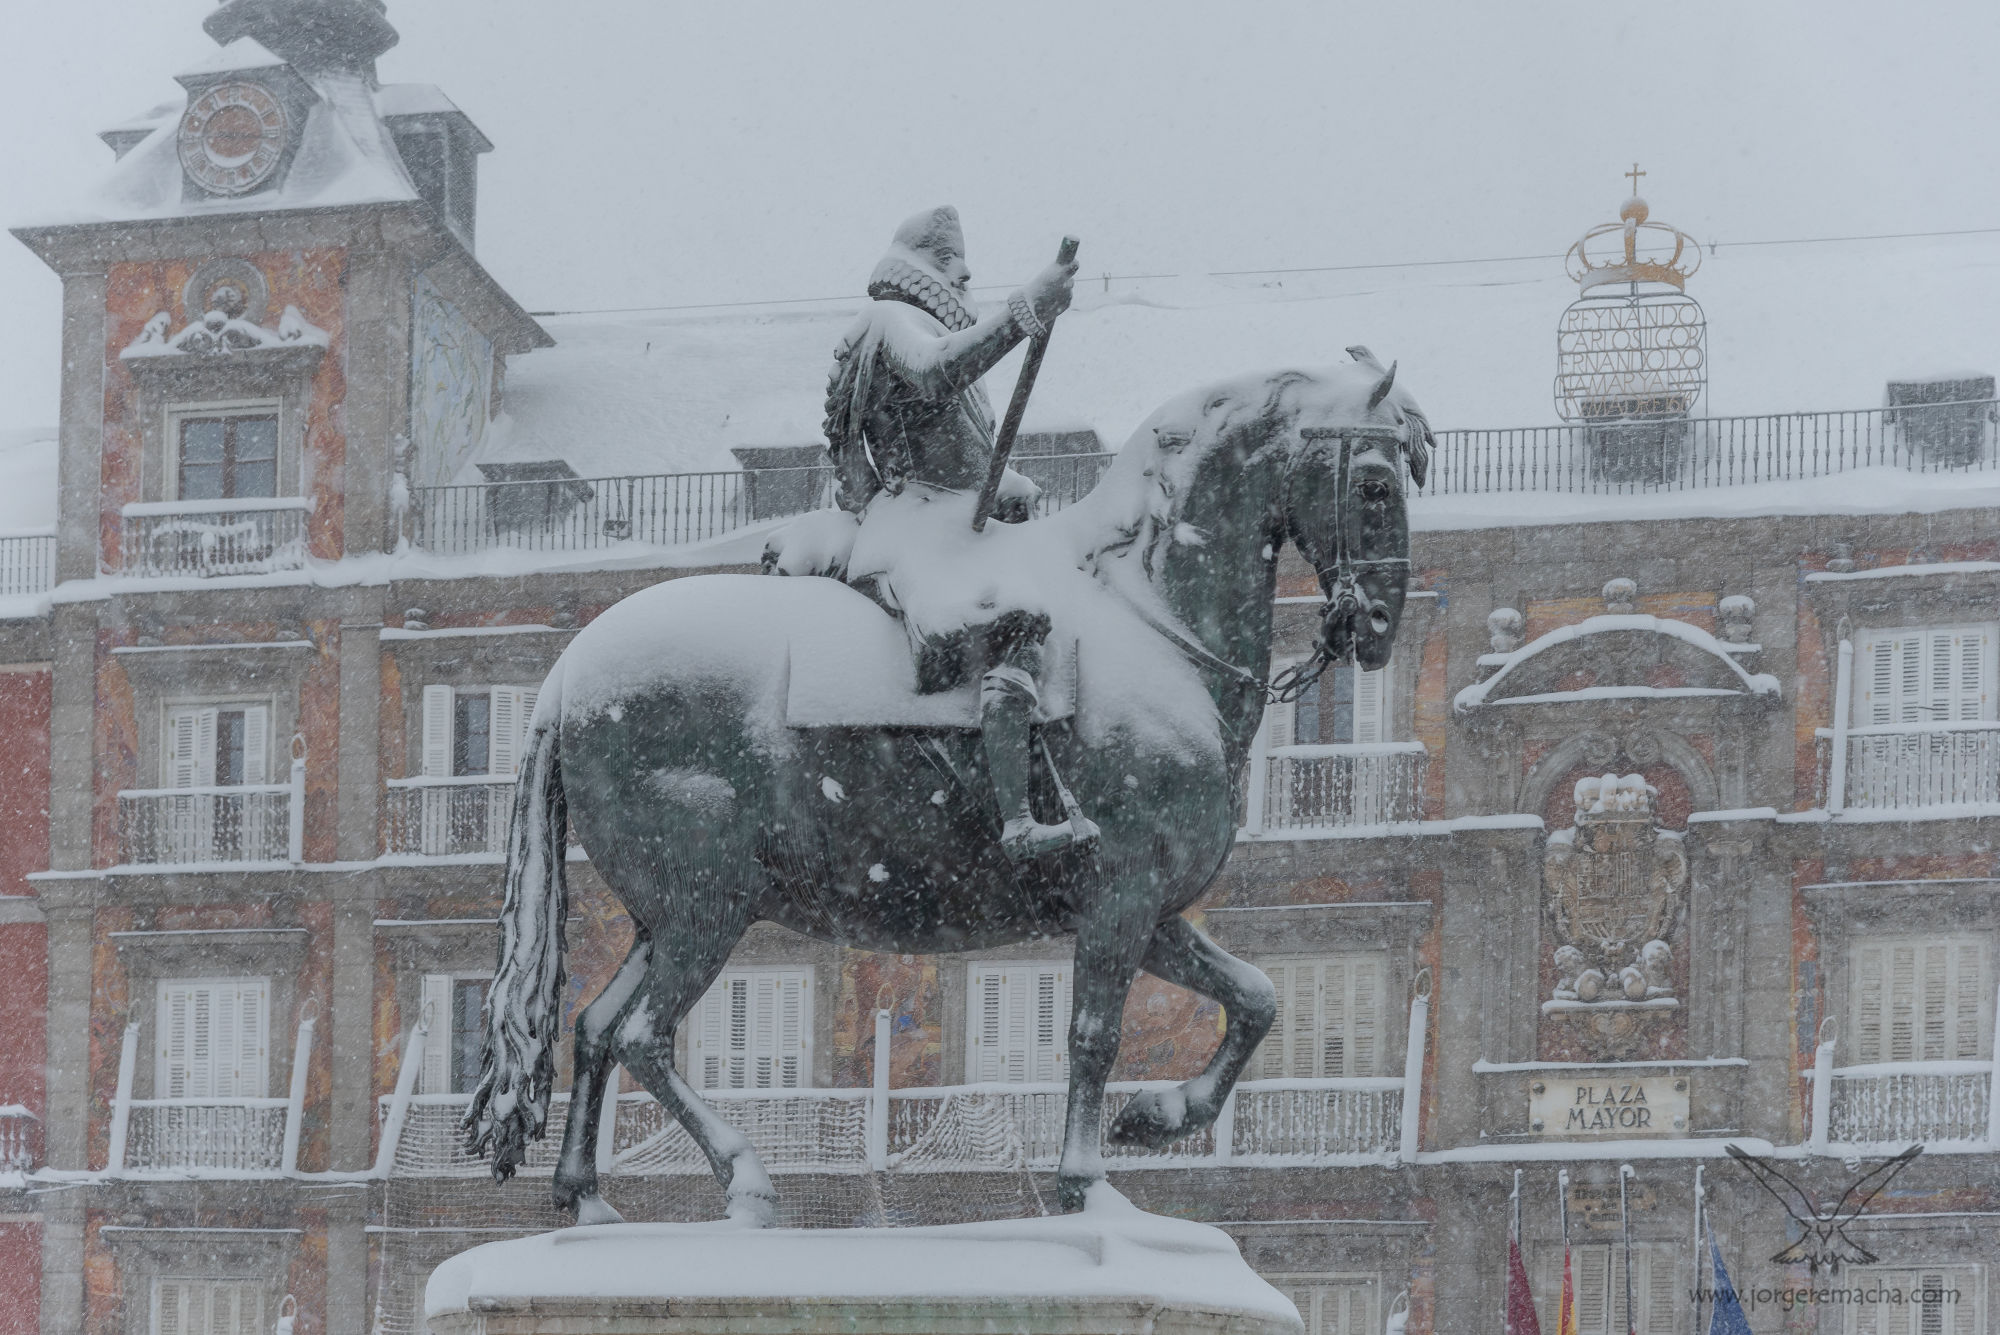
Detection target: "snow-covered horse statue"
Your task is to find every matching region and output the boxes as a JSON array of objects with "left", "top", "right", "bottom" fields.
[{"left": 464, "top": 351, "right": 1433, "bottom": 1224}]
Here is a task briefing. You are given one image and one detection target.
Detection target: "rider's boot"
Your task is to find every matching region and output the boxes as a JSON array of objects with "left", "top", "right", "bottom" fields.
[{"left": 983, "top": 659, "right": 1099, "bottom": 862}]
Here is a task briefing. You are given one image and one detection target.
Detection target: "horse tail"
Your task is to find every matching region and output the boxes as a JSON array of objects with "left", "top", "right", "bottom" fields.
[{"left": 462, "top": 664, "right": 570, "bottom": 1182}]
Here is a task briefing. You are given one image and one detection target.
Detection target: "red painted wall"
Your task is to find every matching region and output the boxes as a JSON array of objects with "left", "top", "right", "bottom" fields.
[
  {"left": 0, "top": 667, "right": 50, "bottom": 1121},
  {"left": 0, "top": 1221, "right": 41, "bottom": 1335}
]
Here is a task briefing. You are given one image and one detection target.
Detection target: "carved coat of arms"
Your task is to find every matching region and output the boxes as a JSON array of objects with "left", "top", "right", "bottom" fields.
[{"left": 1544, "top": 774, "right": 1687, "bottom": 1003}]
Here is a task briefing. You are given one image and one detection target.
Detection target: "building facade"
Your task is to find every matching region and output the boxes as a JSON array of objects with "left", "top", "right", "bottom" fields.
[{"left": 4, "top": 5, "right": 2000, "bottom": 1335}]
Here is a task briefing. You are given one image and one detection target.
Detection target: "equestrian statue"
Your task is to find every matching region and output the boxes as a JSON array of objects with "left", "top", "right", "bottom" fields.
[{"left": 464, "top": 207, "right": 1435, "bottom": 1227}]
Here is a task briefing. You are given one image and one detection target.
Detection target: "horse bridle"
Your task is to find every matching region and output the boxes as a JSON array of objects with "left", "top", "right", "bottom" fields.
[{"left": 1269, "top": 423, "right": 1414, "bottom": 703}]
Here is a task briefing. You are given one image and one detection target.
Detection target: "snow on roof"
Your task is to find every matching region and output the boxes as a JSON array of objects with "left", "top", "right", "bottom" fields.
[
  {"left": 0, "top": 429, "right": 57, "bottom": 536},
  {"left": 373, "top": 82, "right": 462, "bottom": 118},
  {"left": 175, "top": 36, "right": 285, "bottom": 78},
  {"left": 1454, "top": 613, "right": 1782, "bottom": 712},
  {"left": 501, "top": 231, "right": 1999, "bottom": 480}
]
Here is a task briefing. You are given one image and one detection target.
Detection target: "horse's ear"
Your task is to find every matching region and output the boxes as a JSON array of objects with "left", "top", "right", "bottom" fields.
[
  {"left": 1345, "top": 344, "right": 1384, "bottom": 371},
  {"left": 1366, "top": 361, "right": 1398, "bottom": 411}
]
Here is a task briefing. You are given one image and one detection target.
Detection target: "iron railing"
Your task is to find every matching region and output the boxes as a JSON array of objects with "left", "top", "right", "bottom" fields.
[
  {"left": 383, "top": 776, "right": 513, "bottom": 857},
  {"left": 0, "top": 533, "right": 54, "bottom": 597},
  {"left": 0, "top": 1106, "right": 38, "bottom": 1172},
  {"left": 117, "top": 784, "right": 296, "bottom": 865},
  {"left": 1244, "top": 742, "right": 1428, "bottom": 833},
  {"left": 408, "top": 455, "right": 1114, "bottom": 558},
  {"left": 1424, "top": 399, "right": 2000, "bottom": 494},
  {"left": 1824, "top": 1064, "right": 1993, "bottom": 1146},
  {"left": 1816, "top": 722, "right": 2000, "bottom": 812},
  {"left": 120, "top": 499, "right": 309, "bottom": 577},
  {"left": 123, "top": 1098, "right": 289, "bottom": 1173}
]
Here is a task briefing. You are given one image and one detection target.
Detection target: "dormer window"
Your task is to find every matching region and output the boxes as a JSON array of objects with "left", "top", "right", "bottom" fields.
[{"left": 176, "top": 407, "right": 278, "bottom": 500}]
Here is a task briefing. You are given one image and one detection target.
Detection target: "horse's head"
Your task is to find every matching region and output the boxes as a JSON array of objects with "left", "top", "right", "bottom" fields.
[{"left": 1279, "top": 349, "right": 1432, "bottom": 673}]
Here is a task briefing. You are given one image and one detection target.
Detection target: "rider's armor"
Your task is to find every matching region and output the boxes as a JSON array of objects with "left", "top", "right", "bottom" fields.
[{"left": 822, "top": 206, "right": 1095, "bottom": 861}]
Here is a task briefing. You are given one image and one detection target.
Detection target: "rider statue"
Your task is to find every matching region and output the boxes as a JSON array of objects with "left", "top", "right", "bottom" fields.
[{"left": 820, "top": 206, "right": 1092, "bottom": 862}]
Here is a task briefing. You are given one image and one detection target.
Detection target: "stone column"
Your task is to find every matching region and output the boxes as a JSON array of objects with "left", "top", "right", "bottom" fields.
[
  {"left": 324, "top": 1187, "right": 372, "bottom": 1335},
  {"left": 336, "top": 603, "right": 384, "bottom": 862},
  {"left": 37, "top": 1200, "right": 84, "bottom": 1335},
  {"left": 54, "top": 272, "right": 107, "bottom": 583},
  {"left": 39, "top": 900, "right": 94, "bottom": 1170},
  {"left": 337, "top": 246, "right": 414, "bottom": 558},
  {"left": 329, "top": 878, "right": 379, "bottom": 1171}
]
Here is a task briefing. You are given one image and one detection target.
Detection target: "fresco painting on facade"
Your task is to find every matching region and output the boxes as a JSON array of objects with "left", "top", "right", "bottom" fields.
[{"left": 409, "top": 273, "right": 495, "bottom": 491}]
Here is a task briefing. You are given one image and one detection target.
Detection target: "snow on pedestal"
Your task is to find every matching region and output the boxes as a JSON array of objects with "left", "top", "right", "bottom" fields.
[{"left": 424, "top": 1185, "right": 1302, "bottom": 1335}]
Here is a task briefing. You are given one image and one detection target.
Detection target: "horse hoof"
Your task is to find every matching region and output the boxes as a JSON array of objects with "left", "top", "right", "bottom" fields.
[
  {"left": 1055, "top": 1173, "right": 1097, "bottom": 1214},
  {"left": 1108, "top": 1088, "right": 1190, "bottom": 1149},
  {"left": 575, "top": 1193, "right": 625, "bottom": 1226}
]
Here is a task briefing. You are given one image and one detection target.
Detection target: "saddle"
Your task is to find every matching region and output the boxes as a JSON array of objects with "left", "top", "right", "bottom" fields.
[{"left": 784, "top": 612, "right": 1076, "bottom": 730}]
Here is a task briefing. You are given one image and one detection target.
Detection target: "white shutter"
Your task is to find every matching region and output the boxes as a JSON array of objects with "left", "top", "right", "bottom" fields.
[
  {"left": 153, "top": 1280, "right": 263, "bottom": 1335},
  {"left": 490, "top": 687, "right": 525, "bottom": 777},
  {"left": 1265, "top": 661, "right": 1299, "bottom": 749},
  {"left": 165, "top": 708, "right": 214, "bottom": 788},
  {"left": 690, "top": 969, "right": 811, "bottom": 1090},
  {"left": 1256, "top": 955, "right": 1389, "bottom": 1078},
  {"left": 1850, "top": 935, "right": 1991, "bottom": 1065},
  {"left": 1858, "top": 627, "right": 1997, "bottom": 724},
  {"left": 420, "top": 974, "right": 453, "bottom": 1093},
  {"left": 421, "top": 684, "right": 454, "bottom": 777},
  {"left": 159, "top": 982, "right": 194, "bottom": 1098},
  {"left": 1843, "top": 1268, "right": 1985, "bottom": 1335},
  {"left": 237, "top": 705, "right": 269, "bottom": 785},
  {"left": 1859, "top": 631, "right": 1925, "bottom": 726},
  {"left": 966, "top": 962, "right": 1070, "bottom": 1083},
  {"left": 156, "top": 979, "right": 268, "bottom": 1100},
  {"left": 1575, "top": 1245, "right": 1610, "bottom": 1335},
  {"left": 225, "top": 979, "right": 266, "bottom": 1098},
  {"left": 1269, "top": 1279, "right": 1377, "bottom": 1335},
  {"left": 1353, "top": 666, "right": 1388, "bottom": 743}
]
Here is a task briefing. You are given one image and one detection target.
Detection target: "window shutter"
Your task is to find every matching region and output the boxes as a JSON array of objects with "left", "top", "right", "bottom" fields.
[
  {"left": 1576, "top": 1244, "right": 1610, "bottom": 1335},
  {"left": 158, "top": 982, "right": 194, "bottom": 1099},
  {"left": 165, "top": 709, "right": 210, "bottom": 789},
  {"left": 238, "top": 706, "right": 269, "bottom": 785},
  {"left": 971, "top": 969, "right": 1004, "bottom": 1082},
  {"left": 1640, "top": 1244, "right": 1677, "bottom": 1335},
  {"left": 690, "top": 969, "right": 812, "bottom": 1090},
  {"left": 692, "top": 979, "right": 727, "bottom": 1088},
  {"left": 154, "top": 1279, "right": 186, "bottom": 1335},
  {"left": 1852, "top": 935, "right": 1991, "bottom": 1067},
  {"left": 1261, "top": 962, "right": 1290, "bottom": 1079},
  {"left": 1353, "top": 666, "right": 1388, "bottom": 743},
  {"left": 967, "top": 963, "right": 1069, "bottom": 1084},
  {"left": 1265, "top": 662, "right": 1298, "bottom": 749},
  {"left": 1257, "top": 955, "right": 1389, "bottom": 1078},
  {"left": 1854, "top": 942, "right": 1886, "bottom": 1063},
  {"left": 157, "top": 979, "right": 267, "bottom": 1100},
  {"left": 1029, "top": 965, "right": 1067, "bottom": 1082},
  {"left": 490, "top": 687, "right": 524, "bottom": 777},
  {"left": 226, "top": 979, "right": 268, "bottom": 1099},
  {"left": 420, "top": 974, "right": 453, "bottom": 1093},
  {"left": 422, "top": 685, "right": 454, "bottom": 777}
]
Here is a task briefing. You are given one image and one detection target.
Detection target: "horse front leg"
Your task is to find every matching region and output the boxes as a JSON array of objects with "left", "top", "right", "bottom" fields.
[
  {"left": 1057, "top": 890, "right": 1156, "bottom": 1212},
  {"left": 1108, "top": 915, "right": 1275, "bottom": 1149},
  {"left": 552, "top": 937, "right": 653, "bottom": 1224}
]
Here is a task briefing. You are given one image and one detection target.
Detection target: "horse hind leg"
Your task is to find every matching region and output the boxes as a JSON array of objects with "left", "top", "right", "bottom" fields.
[
  {"left": 1107, "top": 915, "right": 1276, "bottom": 1150},
  {"left": 614, "top": 942, "right": 778, "bottom": 1226},
  {"left": 551, "top": 937, "right": 655, "bottom": 1224}
]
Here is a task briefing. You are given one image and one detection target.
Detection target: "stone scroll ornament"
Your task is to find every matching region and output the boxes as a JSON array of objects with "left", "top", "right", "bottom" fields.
[{"left": 1544, "top": 774, "right": 1687, "bottom": 1004}]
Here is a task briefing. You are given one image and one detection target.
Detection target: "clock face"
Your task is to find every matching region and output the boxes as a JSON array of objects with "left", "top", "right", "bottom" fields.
[{"left": 178, "top": 81, "right": 289, "bottom": 196}]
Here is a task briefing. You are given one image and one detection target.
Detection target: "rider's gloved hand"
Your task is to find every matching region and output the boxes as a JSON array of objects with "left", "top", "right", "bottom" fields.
[{"left": 1018, "top": 258, "right": 1078, "bottom": 331}]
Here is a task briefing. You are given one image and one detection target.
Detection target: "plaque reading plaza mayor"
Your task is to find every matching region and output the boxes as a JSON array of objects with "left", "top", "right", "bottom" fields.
[{"left": 1529, "top": 1075, "right": 1689, "bottom": 1136}]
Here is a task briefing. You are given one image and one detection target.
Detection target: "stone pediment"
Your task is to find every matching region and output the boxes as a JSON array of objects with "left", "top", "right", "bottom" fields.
[{"left": 1454, "top": 614, "right": 1780, "bottom": 713}]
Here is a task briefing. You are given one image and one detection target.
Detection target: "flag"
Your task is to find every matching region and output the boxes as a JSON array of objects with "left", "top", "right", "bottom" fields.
[
  {"left": 1505, "top": 1237, "right": 1543, "bottom": 1335},
  {"left": 1556, "top": 1248, "right": 1578, "bottom": 1335},
  {"left": 1707, "top": 1235, "right": 1754, "bottom": 1335}
]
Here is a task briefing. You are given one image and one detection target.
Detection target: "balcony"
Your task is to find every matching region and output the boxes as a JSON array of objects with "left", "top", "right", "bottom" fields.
[
  {"left": 0, "top": 1106, "right": 39, "bottom": 1172},
  {"left": 384, "top": 776, "right": 513, "bottom": 858},
  {"left": 1819, "top": 722, "right": 2000, "bottom": 814},
  {"left": 120, "top": 498, "right": 309, "bottom": 577},
  {"left": 117, "top": 782, "right": 301, "bottom": 866},
  {"left": 1242, "top": 742, "right": 1427, "bottom": 834},
  {"left": 0, "top": 532, "right": 54, "bottom": 598},
  {"left": 1825, "top": 1063, "right": 1994, "bottom": 1147},
  {"left": 120, "top": 1099, "right": 289, "bottom": 1173}
]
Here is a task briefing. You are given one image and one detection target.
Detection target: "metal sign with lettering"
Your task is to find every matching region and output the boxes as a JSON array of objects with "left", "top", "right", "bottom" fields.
[{"left": 1529, "top": 1075, "right": 1689, "bottom": 1136}]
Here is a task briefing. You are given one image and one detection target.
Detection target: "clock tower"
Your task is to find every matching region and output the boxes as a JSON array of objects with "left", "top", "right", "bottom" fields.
[{"left": 173, "top": 41, "right": 315, "bottom": 201}]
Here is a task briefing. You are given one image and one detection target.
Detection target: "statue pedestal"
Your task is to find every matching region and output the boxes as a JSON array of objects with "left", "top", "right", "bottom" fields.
[{"left": 424, "top": 1189, "right": 1302, "bottom": 1335}]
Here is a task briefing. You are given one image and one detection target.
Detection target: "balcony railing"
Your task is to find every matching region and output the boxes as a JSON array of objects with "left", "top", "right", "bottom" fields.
[
  {"left": 383, "top": 775, "right": 513, "bottom": 857},
  {"left": 121, "top": 1099, "right": 289, "bottom": 1173},
  {"left": 120, "top": 498, "right": 309, "bottom": 577},
  {"left": 407, "top": 455, "right": 1113, "bottom": 559},
  {"left": 1818, "top": 722, "right": 2000, "bottom": 812},
  {"left": 0, "top": 1106, "right": 38, "bottom": 1172},
  {"left": 1243, "top": 742, "right": 1427, "bottom": 834},
  {"left": 0, "top": 532, "right": 54, "bottom": 598},
  {"left": 1425, "top": 399, "right": 2000, "bottom": 495},
  {"left": 1826, "top": 1064, "right": 1994, "bottom": 1146},
  {"left": 117, "top": 783, "right": 300, "bottom": 866}
]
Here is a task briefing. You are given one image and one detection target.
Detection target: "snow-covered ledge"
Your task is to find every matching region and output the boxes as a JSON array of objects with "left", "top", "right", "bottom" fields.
[{"left": 1456, "top": 614, "right": 1782, "bottom": 713}]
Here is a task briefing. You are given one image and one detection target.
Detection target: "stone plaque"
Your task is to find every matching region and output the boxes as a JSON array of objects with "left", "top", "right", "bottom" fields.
[{"left": 1529, "top": 1075, "right": 1688, "bottom": 1136}]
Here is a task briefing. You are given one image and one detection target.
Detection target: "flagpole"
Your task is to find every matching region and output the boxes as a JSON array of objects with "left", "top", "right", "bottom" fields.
[
  {"left": 1558, "top": 1168, "right": 1569, "bottom": 1245},
  {"left": 1691, "top": 1165, "right": 1706, "bottom": 1335},
  {"left": 1512, "top": 1168, "right": 1523, "bottom": 1242},
  {"left": 1620, "top": 1164, "right": 1637, "bottom": 1335}
]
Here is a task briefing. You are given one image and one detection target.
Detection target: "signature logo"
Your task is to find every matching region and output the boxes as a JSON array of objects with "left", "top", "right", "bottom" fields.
[{"left": 1725, "top": 1144, "right": 1922, "bottom": 1271}]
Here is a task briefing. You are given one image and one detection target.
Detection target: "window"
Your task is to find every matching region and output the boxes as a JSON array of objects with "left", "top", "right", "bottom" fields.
[
  {"left": 690, "top": 968, "right": 811, "bottom": 1090},
  {"left": 1269, "top": 661, "right": 1391, "bottom": 747},
  {"left": 176, "top": 411, "right": 278, "bottom": 500},
  {"left": 1268, "top": 1276, "right": 1378, "bottom": 1335},
  {"left": 155, "top": 978, "right": 269, "bottom": 1099},
  {"left": 1846, "top": 1266, "right": 1983, "bottom": 1335},
  {"left": 966, "top": 961, "right": 1070, "bottom": 1083},
  {"left": 1855, "top": 626, "right": 1997, "bottom": 725},
  {"left": 1256, "top": 955, "right": 1387, "bottom": 1078},
  {"left": 1850, "top": 935, "right": 1992, "bottom": 1064},
  {"left": 153, "top": 1278, "right": 265, "bottom": 1335},
  {"left": 421, "top": 684, "right": 538, "bottom": 778},
  {"left": 165, "top": 704, "right": 270, "bottom": 788},
  {"left": 1533, "top": 1243, "right": 1679, "bottom": 1335},
  {"left": 419, "top": 974, "right": 491, "bottom": 1093}
]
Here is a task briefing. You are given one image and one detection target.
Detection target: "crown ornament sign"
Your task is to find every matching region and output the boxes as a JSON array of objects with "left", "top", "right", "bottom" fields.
[{"left": 1554, "top": 167, "right": 1708, "bottom": 446}]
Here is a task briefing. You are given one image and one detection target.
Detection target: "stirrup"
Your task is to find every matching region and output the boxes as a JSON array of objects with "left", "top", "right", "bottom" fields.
[{"left": 1001, "top": 814, "right": 1097, "bottom": 862}]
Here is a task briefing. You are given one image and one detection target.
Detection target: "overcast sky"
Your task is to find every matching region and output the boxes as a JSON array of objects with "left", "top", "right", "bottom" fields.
[{"left": 1, "top": 0, "right": 1996, "bottom": 433}]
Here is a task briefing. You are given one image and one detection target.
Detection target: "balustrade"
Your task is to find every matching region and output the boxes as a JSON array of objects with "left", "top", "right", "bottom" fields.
[
  {"left": 120, "top": 498, "right": 309, "bottom": 577},
  {"left": 117, "top": 784, "right": 297, "bottom": 865},
  {"left": 1246, "top": 742, "right": 1427, "bottom": 833},
  {"left": 1824, "top": 1064, "right": 1993, "bottom": 1146},
  {"left": 383, "top": 777, "right": 515, "bottom": 857},
  {"left": 123, "top": 1099, "right": 289, "bottom": 1173},
  {"left": 0, "top": 1106, "right": 38, "bottom": 1172}
]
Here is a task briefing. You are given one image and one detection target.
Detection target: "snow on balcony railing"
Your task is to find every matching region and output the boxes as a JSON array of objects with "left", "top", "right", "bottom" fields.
[
  {"left": 117, "top": 782, "right": 299, "bottom": 866},
  {"left": 0, "top": 532, "right": 54, "bottom": 597},
  {"left": 1424, "top": 399, "right": 2000, "bottom": 495},
  {"left": 383, "top": 775, "right": 513, "bottom": 857},
  {"left": 120, "top": 498, "right": 310, "bottom": 577},
  {"left": 1824, "top": 1063, "right": 1994, "bottom": 1146},
  {"left": 122, "top": 1098, "right": 289, "bottom": 1173},
  {"left": 407, "top": 455, "right": 1112, "bottom": 559},
  {"left": 1816, "top": 721, "right": 2000, "bottom": 812},
  {"left": 1243, "top": 742, "right": 1427, "bottom": 834},
  {"left": 0, "top": 1105, "right": 39, "bottom": 1172}
]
